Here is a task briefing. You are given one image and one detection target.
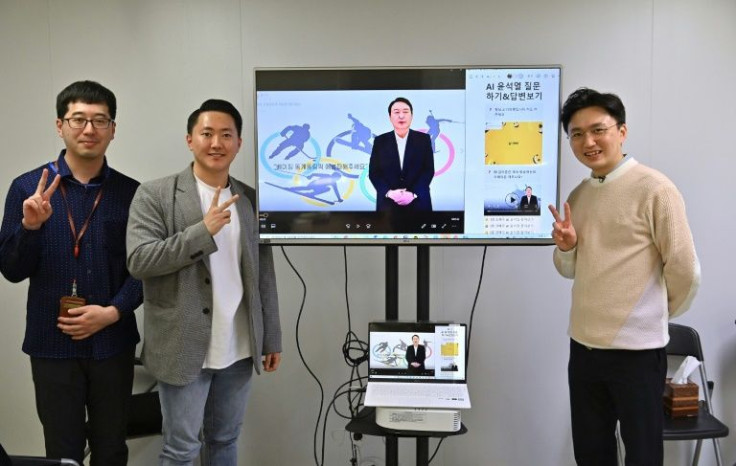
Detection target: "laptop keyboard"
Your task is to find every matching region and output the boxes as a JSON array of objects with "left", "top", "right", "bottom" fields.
[{"left": 368, "top": 382, "right": 468, "bottom": 407}]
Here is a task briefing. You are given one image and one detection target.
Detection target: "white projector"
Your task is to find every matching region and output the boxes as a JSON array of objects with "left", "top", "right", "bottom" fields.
[{"left": 375, "top": 407, "right": 461, "bottom": 432}]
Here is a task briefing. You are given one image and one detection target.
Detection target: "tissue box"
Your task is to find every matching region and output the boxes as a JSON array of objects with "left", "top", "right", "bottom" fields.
[{"left": 663, "top": 378, "right": 699, "bottom": 418}]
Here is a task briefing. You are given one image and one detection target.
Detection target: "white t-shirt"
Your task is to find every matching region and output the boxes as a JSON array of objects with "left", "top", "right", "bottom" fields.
[
  {"left": 194, "top": 176, "right": 252, "bottom": 369},
  {"left": 394, "top": 131, "right": 409, "bottom": 169}
]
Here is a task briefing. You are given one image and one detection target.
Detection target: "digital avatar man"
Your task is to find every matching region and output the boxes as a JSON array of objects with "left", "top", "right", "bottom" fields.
[
  {"left": 0, "top": 80, "right": 142, "bottom": 465},
  {"left": 126, "top": 99, "right": 282, "bottom": 466},
  {"left": 406, "top": 334, "right": 426, "bottom": 372},
  {"left": 549, "top": 88, "right": 699, "bottom": 466},
  {"left": 369, "top": 97, "right": 434, "bottom": 213},
  {"left": 519, "top": 186, "right": 539, "bottom": 211}
]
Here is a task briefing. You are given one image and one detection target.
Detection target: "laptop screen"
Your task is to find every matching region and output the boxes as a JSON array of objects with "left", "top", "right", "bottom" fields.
[{"left": 368, "top": 321, "right": 467, "bottom": 383}]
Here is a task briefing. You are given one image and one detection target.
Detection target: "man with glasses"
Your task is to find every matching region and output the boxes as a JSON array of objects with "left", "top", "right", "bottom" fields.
[
  {"left": 0, "top": 81, "right": 142, "bottom": 465},
  {"left": 548, "top": 88, "right": 700, "bottom": 465}
]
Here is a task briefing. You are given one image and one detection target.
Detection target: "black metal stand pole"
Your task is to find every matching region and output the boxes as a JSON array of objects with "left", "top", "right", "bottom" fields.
[
  {"left": 385, "top": 246, "right": 399, "bottom": 466},
  {"left": 416, "top": 245, "right": 430, "bottom": 465},
  {"left": 384, "top": 245, "right": 432, "bottom": 466}
]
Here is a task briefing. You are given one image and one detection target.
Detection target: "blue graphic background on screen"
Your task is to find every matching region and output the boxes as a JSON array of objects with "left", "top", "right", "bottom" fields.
[
  {"left": 257, "top": 90, "right": 466, "bottom": 212},
  {"left": 484, "top": 173, "right": 544, "bottom": 212}
]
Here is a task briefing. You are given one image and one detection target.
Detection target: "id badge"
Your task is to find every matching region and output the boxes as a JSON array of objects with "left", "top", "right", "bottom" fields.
[{"left": 60, "top": 296, "right": 86, "bottom": 318}]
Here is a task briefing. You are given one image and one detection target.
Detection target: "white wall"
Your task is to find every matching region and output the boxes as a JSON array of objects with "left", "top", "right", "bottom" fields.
[{"left": 0, "top": 0, "right": 734, "bottom": 464}]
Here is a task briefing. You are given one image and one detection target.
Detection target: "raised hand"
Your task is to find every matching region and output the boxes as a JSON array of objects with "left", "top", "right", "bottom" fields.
[
  {"left": 22, "top": 168, "right": 61, "bottom": 230},
  {"left": 204, "top": 187, "right": 240, "bottom": 236},
  {"left": 548, "top": 202, "right": 577, "bottom": 251}
]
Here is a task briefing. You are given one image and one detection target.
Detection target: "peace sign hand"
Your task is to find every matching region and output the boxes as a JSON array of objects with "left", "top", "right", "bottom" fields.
[
  {"left": 22, "top": 168, "right": 61, "bottom": 230},
  {"left": 204, "top": 187, "right": 240, "bottom": 236},
  {"left": 548, "top": 202, "right": 577, "bottom": 251}
]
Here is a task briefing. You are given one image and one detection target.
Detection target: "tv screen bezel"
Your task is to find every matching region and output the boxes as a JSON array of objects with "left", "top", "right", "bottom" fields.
[{"left": 253, "top": 65, "right": 562, "bottom": 246}]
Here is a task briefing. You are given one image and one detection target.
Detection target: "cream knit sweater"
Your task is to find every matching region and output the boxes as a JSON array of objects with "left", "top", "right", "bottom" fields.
[{"left": 554, "top": 158, "right": 700, "bottom": 350}]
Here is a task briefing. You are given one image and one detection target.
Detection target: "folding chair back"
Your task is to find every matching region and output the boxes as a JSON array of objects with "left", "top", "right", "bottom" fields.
[{"left": 663, "top": 323, "right": 729, "bottom": 466}]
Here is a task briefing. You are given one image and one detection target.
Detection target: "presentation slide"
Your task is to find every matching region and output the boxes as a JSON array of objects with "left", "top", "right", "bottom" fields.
[
  {"left": 370, "top": 332, "right": 437, "bottom": 372},
  {"left": 255, "top": 67, "right": 560, "bottom": 244},
  {"left": 257, "top": 89, "right": 465, "bottom": 212},
  {"left": 369, "top": 325, "right": 466, "bottom": 381},
  {"left": 464, "top": 68, "right": 560, "bottom": 238}
]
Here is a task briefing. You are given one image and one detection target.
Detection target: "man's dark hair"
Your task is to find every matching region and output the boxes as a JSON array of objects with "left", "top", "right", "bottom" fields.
[
  {"left": 388, "top": 97, "right": 413, "bottom": 115},
  {"left": 56, "top": 80, "right": 117, "bottom": 120},
  {"left": 560, "top": 88, "right": 626, "bottom": 134},
  {"left": 187, "top": 99, "right": 243, "bottom": 136}
]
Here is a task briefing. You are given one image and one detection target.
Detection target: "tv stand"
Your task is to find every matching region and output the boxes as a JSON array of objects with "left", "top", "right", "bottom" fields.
[{"left": 345, "top": 245, "right": 467, "bottom": 466}]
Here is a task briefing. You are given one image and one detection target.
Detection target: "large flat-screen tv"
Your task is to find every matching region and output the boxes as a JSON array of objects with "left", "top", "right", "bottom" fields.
[{"left": 254, "top": 66, "right": 561, "bottom": 245}]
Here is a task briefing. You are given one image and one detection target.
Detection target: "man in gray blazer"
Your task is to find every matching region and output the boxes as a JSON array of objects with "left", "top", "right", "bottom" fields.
[{"left": 126, "top": 99, "right": 281, "bottom": 466}]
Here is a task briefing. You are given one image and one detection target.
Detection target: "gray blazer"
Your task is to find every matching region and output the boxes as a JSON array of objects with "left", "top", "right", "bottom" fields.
[{"left": 126, "top": 165, "right": 281, "bottom": 386}]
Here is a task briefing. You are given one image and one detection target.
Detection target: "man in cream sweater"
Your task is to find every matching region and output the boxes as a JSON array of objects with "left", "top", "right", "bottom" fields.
[{"left": 549, "top": 88, "right": 699, "bottom": 466}]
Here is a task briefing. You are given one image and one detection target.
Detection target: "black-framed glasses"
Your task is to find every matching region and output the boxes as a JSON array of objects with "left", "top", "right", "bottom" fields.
[
  {"left": 63, "top": 117, "right": 114, "bottom": 129},
  {"left": 568, "top": 123, "right": 619, "bottom": 142}
]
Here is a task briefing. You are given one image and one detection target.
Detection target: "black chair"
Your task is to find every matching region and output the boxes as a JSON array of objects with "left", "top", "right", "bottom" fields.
[
  {"left": 2, "top": 358, "right": 160, "bottom": 466},
  {"left": 125, "top": 357, "right": 163, "bottom": 439},
  {"left": 81, "top": 357, "right": 163, "bottom": 459},
  {"left": 8, "top": 458, "right": 79, "bottom": 466},
  {"left": 663, "top": 323, "right": 729, "bottom": 466},
  {"left": 2, "top": 440, "right": 79, "bottom": 466}
]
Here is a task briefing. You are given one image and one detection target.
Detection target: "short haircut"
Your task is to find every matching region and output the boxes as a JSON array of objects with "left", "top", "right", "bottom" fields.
[
  {"left": 187, "top": 99, "right": 243, "bottom": 136},
  {"left": 388, "top": 97, "right": 413, "bottom": 115},
  {"left": 56, "top": 80, "right": 117, "bottom": 120},
  {"left": 560, "top": 88, "right": 626, "bottom": 134}
]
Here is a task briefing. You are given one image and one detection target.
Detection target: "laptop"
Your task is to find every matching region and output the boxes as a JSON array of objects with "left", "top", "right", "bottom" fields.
[{"left": 364, "top": 321, "right": 471, "bottom": 409}]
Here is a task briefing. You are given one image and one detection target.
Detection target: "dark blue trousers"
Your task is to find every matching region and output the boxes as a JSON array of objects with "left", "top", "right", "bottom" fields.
[
  {"left": 569, "top": 339, "right": 666, "bottom": 466},
  {"left": 30, "top": 346, "right": 135, "bottom": 466}
]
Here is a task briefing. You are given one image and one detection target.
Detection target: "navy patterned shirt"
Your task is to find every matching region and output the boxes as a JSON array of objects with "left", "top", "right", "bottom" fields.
[{"left": 0, "top": 151, "right": 142, "bottom": 359}]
